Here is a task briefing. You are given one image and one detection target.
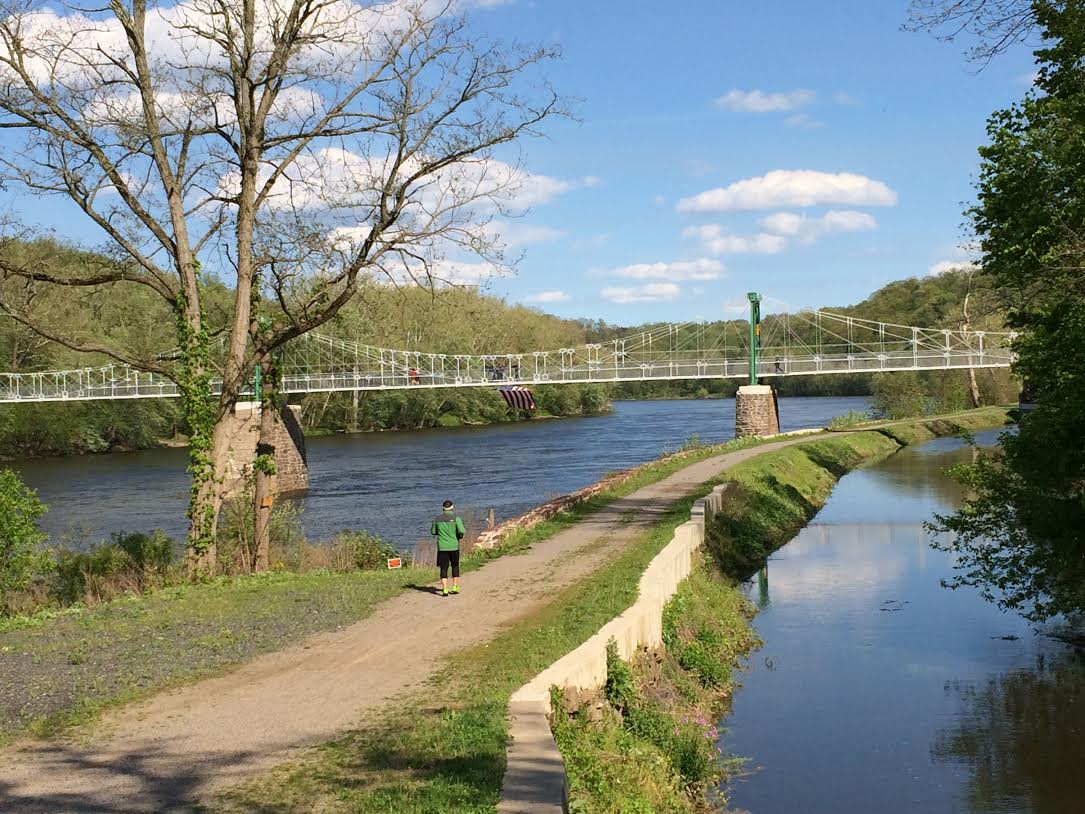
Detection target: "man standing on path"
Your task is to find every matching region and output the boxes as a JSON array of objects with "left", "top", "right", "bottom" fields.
[{"left": 431, "top": 500, "right": 466, "bottom": 597}]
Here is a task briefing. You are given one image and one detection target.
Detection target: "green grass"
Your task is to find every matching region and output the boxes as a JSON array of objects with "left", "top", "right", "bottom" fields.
[
  {"left": 706, "top": 432, "right": 902, "bottom": 578},
  {"left": 209, "top": 408, "right": 1011, "bottom": 813},
  {"left": 0, "top": 433, "right": 776, "bottom": 743},
  {"left": 210, "top": 477, "right": 733, "bottom": 814},
  {"left": 0, "top": 568, "right": 428, "bottom": 740},
  {"left": 553, "top": 558, "right": 759, "bottom": 814},
  {"left": 868, "top": 405, "right": 1011, "bottom": 446}
]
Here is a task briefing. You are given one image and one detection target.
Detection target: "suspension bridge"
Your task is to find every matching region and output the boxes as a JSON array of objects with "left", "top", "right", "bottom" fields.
[{"left": 0, "top": 297, "right": 1014, "bottom": 404}]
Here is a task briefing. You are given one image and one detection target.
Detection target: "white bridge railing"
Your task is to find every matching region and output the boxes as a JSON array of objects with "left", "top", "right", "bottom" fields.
[{"left": 0, "top": 310, "right": 1016, "bottom": 404}]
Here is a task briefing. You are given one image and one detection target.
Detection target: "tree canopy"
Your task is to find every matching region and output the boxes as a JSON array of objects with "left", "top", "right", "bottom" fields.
[{"left": 933, "top": 0, "right": 1085, "bottom": 621}]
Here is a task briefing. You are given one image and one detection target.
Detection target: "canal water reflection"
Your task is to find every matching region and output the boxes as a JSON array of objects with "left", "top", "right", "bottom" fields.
[{"left": 722, "top": 430, "right": 1084, "bottom": 814}]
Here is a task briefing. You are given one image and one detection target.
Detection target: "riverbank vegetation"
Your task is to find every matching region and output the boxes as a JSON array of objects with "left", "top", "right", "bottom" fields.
[
  {"left": 918, "top": 1, "right": 1085, "bottom": 624},
  {"left": 0, "top": 433, "right": 776, "bottom": 739},
  {"left": 551, "top": 565, "right": 757, "bottom": 813},
  {"left": 205, "top": 409, "right": 1012, "bottom": 813},
  {"left": 211, "top": 459, "right": 740, "bottom": 813},
  {"left": 0, "top": 249, "right": 1015, "bottom": 461},
  {"left": 550, "top": 430, "right": 907, "bottom": 812}
]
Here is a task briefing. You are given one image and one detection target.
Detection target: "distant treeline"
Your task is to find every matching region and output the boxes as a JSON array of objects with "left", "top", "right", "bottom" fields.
[
  {"left": 0, "top": 239, "right": 1017, "bottom": 458},
  {"left": 606, "top": 271, "right": 1018, "bottom": 410}
]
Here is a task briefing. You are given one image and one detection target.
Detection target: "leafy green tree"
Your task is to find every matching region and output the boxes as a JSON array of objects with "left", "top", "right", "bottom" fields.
[
  {"left": 871, "top": 372, "right": 927, "bottom": 419},
  {"left": 934, "top": 0, "right": 1085, "bottom": 621},
  {"left": 0, "top": 468, "right": 50, "bottom": 613}
]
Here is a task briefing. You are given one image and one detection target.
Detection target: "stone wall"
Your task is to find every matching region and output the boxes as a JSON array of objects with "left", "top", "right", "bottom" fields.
[
  {"left": 735, "top": 384, "right": 780, "bottom": 437},
  {"left": 496, "top": 484, "right": 730, "bottom": 814},
  {"left": 221, "top": 403, "right": 309, "bottom": 497}
]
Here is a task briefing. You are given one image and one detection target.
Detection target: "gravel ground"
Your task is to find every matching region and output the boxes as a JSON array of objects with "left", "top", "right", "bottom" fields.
[{"left": 0, "top": 568, "right": 422, "bottom": 734}]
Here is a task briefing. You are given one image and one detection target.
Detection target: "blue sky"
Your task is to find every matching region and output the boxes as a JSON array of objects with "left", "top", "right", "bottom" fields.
[
  {"left": 0, "top": 0, "right": 1037, "bottom": 326},
  {"left": 464, "top": 0, "right": 1037, "bottom": 323}
]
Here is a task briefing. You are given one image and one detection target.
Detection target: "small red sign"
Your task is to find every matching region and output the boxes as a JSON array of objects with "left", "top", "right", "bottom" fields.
[{"left": 387, "top": 557, "right": 403, "bottom": 570}]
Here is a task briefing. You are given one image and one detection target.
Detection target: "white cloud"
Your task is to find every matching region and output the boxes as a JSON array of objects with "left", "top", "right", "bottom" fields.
[
  {"left": 525, "top": 290, "right": 570, "bottom": 303},
  {"left": 612, "top": 258, "right": 724, "bottom": 281},
  {"left": 784, "top": 113, "right": 822, "bottom": 129},
  {"left": 222, "top": 148, "right": 582, "bottom": 221},
  {"left": 758, "top": 212, "right": 804, "bottom": 236},
  {"left": 676, "top": 170, "right": 898, "bottom": 213},
  {"left": 601, "top": 283, "right": 681, "bottom": 304},
  {"left": 760, "top": 210, "right": 878, "bottom": 241},
  {"left": 820, "top": 210, "right": 878, "bottom": 233},
  {"left": 681, "top": 224, "right": 786, "bottom": 255},
  {"left": 833, "top": 91, "right": 861, "bottom": 106},
  {"left": 928, "top": 260, "right": 979, "bottom": 276},
  {"left": 489, "top": 222, "right": 563, "bottom": 247},
  {"left": 714, "top": 89, "right": 815, "bottom": 113},
  {"left": 683, "top": 211, "right": 876, "bottom": 256}
]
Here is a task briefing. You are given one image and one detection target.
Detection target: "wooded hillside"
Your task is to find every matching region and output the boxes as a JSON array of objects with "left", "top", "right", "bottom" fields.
[{"left": 0, "top": 239, "right": 1016, "bottom": 457}]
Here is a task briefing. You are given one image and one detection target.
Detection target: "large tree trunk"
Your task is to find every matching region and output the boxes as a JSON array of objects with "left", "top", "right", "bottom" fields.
[
  {"left": 967, "top": 367, "right": 982, "bottom": 408},
  {"left": 185, "top": 416, "right": 232, "bottom": 578}
]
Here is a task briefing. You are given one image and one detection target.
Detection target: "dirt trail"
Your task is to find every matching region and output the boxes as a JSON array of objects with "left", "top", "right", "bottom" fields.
[{"left": 0, "top": 437, "right": 809, "bottom": 813}]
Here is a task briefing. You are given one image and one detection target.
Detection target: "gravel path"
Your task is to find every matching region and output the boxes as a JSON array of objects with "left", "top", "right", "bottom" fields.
[{"left": 0, "top": 438, "right": 809, "bottom": 814}]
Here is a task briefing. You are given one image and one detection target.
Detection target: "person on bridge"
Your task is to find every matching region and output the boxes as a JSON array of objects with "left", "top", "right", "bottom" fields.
[{"left": 431, "top": 500, "right": 466, "bottom": 596}]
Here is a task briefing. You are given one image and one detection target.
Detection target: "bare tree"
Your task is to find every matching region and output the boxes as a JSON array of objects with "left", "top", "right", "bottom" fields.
[
  {"left": 961, "top": 268, "right": 983, "bottom": 407},
  {"left": 905, "top": 0, "right": 1037, "bottom": 62},
  {"left": 0, "top": 0, "right": 563, "bottom": 575}
]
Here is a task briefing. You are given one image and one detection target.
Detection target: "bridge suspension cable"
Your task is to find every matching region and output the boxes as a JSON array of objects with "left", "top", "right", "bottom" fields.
[{"left": 0, "top": 308, "right": 1016, "bottom": 404}]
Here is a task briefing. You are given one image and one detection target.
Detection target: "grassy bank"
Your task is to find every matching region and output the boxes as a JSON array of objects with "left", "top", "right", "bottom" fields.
[
  {"left": 211, "top": 472, "right": 732, "bottom": 813},
  {"left": 553, "top": 560, "right": 759, "bottom": 813},
  {"left": 205, "top": 409, "right": 1009, "bottom": 813},
  {"left": 550, "top": 431, "right": 904, "bottom": 813},
  {"left": 0, "top": 435, "right": 770, "bottom": 741}
]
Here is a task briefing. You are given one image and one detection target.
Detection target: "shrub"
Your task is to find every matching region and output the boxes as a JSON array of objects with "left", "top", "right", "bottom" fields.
[
  {"left": 603, "top": 638, "right": 637, "bottom": 711},
  {"left": 114, "top": 529, "right": 173, "bottom": 573},
  {"left": 51, "top": 530, "right": 175, "bottom": 605},
  {"left": 827, "top": 409, "right": 872, "bottom": 429},
  {"left": 0, "top": 468, "right": 51, "bottom": 614},
  {"left": 871, "top": 372, "right": 926, "bottom": 419},
  {"left": 670, "top": 724, "right": 717, "bottom": 787},
  {"left": 330, "top": 530, "right": 400, "bottom": 571},
  {"left": 217, "top": 479, "right": 306, "bottom": 573}
]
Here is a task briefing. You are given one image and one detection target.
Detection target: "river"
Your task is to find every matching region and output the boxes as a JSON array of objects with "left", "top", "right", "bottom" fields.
[
  {"left": 721, "top": 430, "right": 1084, "bottom": 814},
  {"left": 12, "top": 396, "right": 866, "bottom": 550}
]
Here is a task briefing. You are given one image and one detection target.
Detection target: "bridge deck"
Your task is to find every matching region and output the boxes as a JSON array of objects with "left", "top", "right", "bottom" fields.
[{"left": 0, "top": 309, "right": 1016, "bottom": 403}]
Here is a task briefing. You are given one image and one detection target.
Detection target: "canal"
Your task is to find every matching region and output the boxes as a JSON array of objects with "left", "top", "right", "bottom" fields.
[
  {"left": 13, "top": 396, "right": 866, "bottom": 550},
  {"left": 722, "top": 430, "right": 1084, "bottom": 814}
]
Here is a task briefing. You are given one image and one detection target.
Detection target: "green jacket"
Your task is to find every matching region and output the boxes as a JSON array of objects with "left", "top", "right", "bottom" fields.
[{"left": 431, "top": 510, "right": 466, "bottom": 552}]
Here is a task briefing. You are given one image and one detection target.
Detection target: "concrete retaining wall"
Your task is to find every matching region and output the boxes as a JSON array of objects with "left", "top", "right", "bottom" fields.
[{"left": 496, "top": 483, "right": 731, "bottom": 814}]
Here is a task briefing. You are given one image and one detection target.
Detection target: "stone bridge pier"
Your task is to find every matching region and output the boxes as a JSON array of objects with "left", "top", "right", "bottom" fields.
[
  {"left": 735, "top": 384, "right": 780, "bottom": 437},
  {"left": 221, "top": 402, "right": 309, "bottom": 498}
]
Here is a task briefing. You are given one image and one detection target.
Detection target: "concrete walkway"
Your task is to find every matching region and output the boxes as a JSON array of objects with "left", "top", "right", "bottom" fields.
[{"left": 0, "top": 437, "right": 812, "bottom": 814}]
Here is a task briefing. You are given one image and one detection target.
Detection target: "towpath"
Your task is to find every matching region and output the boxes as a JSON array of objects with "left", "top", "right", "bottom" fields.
[{"left": 0, "top": 436, "right": 814, "bottom": 813}]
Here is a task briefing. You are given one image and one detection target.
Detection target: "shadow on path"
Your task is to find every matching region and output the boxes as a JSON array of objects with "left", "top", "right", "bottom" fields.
[{"left": 0, "top": 739, "right": 268, "bottom": 814}]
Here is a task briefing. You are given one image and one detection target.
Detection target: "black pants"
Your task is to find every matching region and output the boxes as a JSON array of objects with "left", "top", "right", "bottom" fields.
[{"left": 437, "top": 549, "right": 461, "bottom": 579}]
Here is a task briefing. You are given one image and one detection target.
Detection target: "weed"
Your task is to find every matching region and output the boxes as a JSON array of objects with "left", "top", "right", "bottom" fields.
[{"left": 827, "top": 409, "right": 873, "bottom": 429}]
